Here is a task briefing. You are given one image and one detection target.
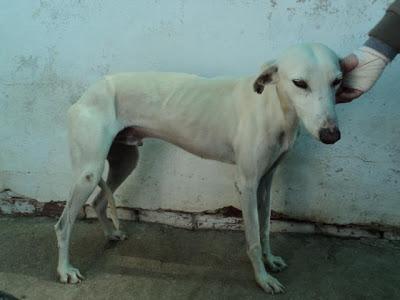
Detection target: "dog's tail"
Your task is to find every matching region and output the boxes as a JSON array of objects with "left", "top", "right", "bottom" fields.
[{"left": 98, "top": 178, "right": 120, "bottom": 230}]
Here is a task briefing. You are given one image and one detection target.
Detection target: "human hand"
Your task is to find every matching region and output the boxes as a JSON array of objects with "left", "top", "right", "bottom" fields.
[{"left": 336, "top": 47, "right": 389, "bottom": 104}]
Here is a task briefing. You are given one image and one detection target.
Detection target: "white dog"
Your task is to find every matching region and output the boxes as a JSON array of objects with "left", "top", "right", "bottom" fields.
[{"left": 55, "top": 43, "right": 343, "bottom": 293}]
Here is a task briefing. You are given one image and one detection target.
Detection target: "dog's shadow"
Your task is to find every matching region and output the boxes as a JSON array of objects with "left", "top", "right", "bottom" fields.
[
  {"left": 0, "top": 216, "right": 254, "bottom": 284},
  {"left": 96, "top": 222, "right": 257, "bottom": 284}
]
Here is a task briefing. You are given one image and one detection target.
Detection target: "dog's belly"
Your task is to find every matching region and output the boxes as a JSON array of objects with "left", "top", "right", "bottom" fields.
[{"left": 114, "top": 126, "right": 236, "bottom": 164}]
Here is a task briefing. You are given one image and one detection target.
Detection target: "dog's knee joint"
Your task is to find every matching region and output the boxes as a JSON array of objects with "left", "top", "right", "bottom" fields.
[{"left": 85, "top": 173, "right": 94, "bottom": 182}]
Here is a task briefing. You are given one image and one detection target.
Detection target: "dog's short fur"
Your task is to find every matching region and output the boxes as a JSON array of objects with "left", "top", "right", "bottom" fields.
[{"left": 55, "top": 43, "right": 343, "bottom": 293}]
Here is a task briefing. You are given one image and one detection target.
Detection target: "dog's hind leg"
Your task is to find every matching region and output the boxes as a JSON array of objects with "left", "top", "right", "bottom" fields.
[
  {"left": 98, "top": 178, "right": 120, "bottom": 232},
  {"left": 93, "top": 142, "right": 139, "bottom": 240},
  {"left": 55, "top": 105, "right": 117, "bottom": 284}
]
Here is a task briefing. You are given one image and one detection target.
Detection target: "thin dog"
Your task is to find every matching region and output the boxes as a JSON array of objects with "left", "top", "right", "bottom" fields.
[{"left": 55, "top": 43, "right": 343, "bottom": 294}]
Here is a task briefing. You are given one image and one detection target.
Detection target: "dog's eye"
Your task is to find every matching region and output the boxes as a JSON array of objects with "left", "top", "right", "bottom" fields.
[
  {"left": 332, "top": 78, "right": 342, "bottom": 87},
  {"left": 292, "top": 80, "right": 308, "bottom": 89}
]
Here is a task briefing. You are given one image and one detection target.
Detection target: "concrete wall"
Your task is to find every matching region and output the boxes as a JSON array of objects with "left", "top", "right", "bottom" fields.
[{"left": 1, "top": 0, "right": 399, "bottom": 227}]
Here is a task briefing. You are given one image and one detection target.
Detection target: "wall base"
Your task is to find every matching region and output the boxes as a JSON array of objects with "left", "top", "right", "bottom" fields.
[{"left": 1, "top": 190, "right": 399, "bottom": 240}]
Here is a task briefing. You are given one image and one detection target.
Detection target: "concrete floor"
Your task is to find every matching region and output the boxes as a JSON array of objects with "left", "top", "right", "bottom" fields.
[{"left": 0, "top": 217, "right": 399, "bottom": 300}]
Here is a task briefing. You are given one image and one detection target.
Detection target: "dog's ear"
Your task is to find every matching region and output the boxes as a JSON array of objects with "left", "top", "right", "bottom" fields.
[{"left": 253, "top": 60, "right": 278, "bottom": 94}]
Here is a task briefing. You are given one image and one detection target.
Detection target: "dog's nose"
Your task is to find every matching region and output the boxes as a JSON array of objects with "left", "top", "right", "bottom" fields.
[{"left": 319, "top": 127, "right": 341, "bottom": 144}]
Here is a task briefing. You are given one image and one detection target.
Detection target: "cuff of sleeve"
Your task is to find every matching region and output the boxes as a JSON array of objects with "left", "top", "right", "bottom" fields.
[
  {"left": 364, "top": 37, "right": 397, "bottom": 61},
  {"left": 369, "top": 11, "right": 400, "bottom": 53}
]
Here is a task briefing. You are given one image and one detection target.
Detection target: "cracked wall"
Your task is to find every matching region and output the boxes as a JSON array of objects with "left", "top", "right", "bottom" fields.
[{"left": 0, "top": 0, "right": 399, "bottom": 228}]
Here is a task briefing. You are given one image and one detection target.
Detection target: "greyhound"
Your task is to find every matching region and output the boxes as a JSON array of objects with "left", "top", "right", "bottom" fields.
[{"left": 54, "top": 43, "right": 343, "bottom": 293}]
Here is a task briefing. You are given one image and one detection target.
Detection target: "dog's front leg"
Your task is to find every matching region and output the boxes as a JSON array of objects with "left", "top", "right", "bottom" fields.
[
  {"left": 237, "top": 175, "right": 285, "bottom": 294},
  {"left": 258, "top": 170, "right": 288, "bottom": 273}
]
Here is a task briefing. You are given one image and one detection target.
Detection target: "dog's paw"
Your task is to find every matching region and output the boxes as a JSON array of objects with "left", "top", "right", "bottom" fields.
[
  {"left": 58, "top": 265, "right": 84, "bottom": 284},
  {"left": 256, "top": 274, "right": 285, "bottom": 294},
  {"left": 107, "top": 229, "right": 127, "bottom": 241},
  {"left": 264, "top": 254, "right": 288, "bottom": 273}
]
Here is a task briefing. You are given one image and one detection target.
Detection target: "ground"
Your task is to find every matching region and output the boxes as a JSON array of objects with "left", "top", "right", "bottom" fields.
[{"left": 0, "top": 217, "right": 399, "bottom": 300}]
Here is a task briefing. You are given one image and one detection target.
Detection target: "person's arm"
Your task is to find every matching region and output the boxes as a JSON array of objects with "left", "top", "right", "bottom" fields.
[
  {"left": 336, "top": 0, "right": 400, "bottom": 103},
  {"left": 369, "top": 0, "right": 400, "bottom": 52}
]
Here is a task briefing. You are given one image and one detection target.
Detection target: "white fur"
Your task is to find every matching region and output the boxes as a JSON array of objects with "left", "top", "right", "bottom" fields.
[{"left": 54, "top": 43, "right": 342, "bottom": 293}]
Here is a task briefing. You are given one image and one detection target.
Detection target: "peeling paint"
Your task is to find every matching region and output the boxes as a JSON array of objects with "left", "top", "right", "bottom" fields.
[
  {"left": 31, "top": 0, "right": 97, "bottom": 30},
  {"left": 0, "top": 190, "right": 80, "bottom": 218},
  {"left": 207, "top": 205, "right": 242, "bottom": 218},
  {"left": 1, "top": 193, "right": 399, "bottom": 240},
  {"left": 308, "top": 0, "right": 339, "bottom": 17},
  {"left": 15, "top": 55, "right": 39, "bottom": 74}
]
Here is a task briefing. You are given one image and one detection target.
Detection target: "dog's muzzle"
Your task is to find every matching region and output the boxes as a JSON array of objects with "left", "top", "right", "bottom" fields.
[{"left": 319, "top": 127, "right": 341, "bottom": 144}]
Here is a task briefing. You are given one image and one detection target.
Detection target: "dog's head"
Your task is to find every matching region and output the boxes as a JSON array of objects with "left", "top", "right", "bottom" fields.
[{"left": 254, "top": 43, "right": 342, "bottom": 145}]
